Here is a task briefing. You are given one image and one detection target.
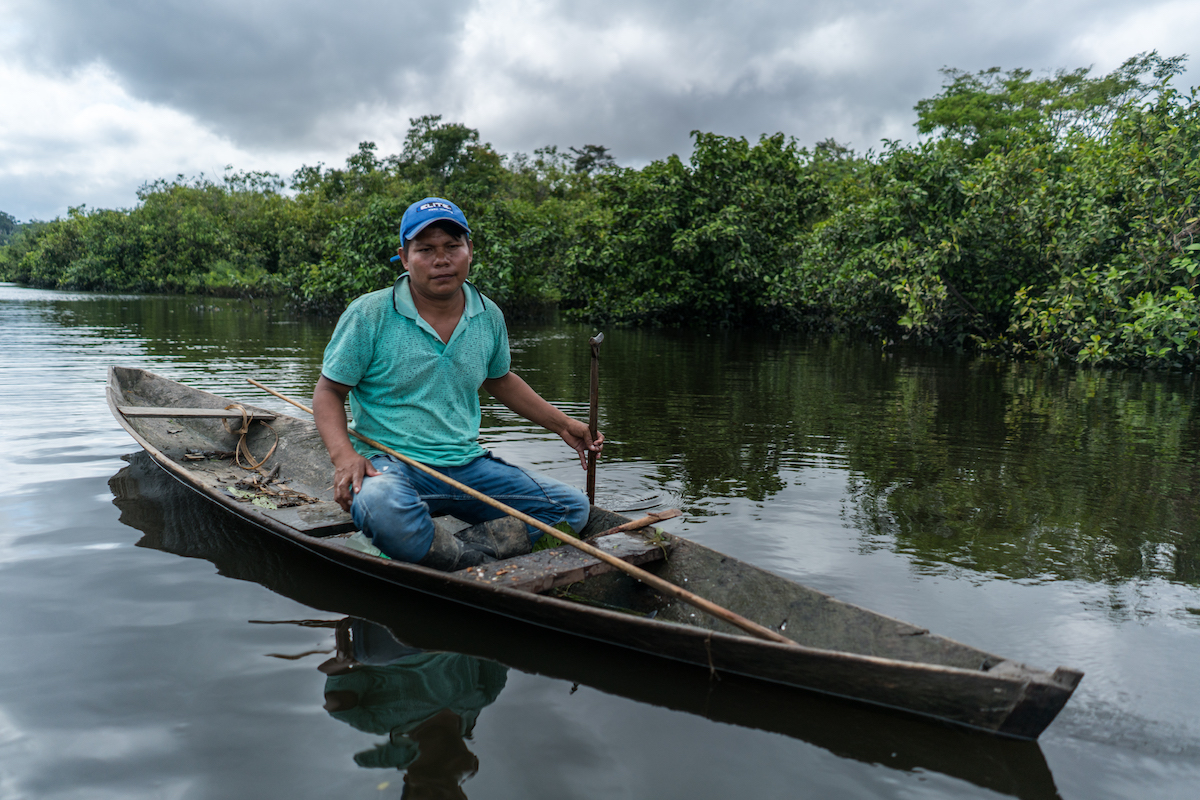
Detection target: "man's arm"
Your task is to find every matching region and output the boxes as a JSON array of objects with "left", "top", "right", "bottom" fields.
[
  {"left": 313, "top": 375, "right": 380, "bottom": 511},
  {"left": 482, "top": 371, "right": 603, "bottom": 470}
]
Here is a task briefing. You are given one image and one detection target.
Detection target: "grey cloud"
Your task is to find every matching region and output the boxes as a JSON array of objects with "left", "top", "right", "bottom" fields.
[
  {"left": 10, "top": 0, "right": 473, "bottom": 147},
  {"left": 15, "top": 0, "right": 1167, "bottom": 158},
  {"left": 2, "top": 0, "right": 1191, "bottom": 220},
  {"left": 474, "top": 0, "right": 1186, "bottom": 164}
]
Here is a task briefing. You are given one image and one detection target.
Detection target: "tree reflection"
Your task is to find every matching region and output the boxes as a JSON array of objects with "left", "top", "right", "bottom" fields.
[
  {"left": 506, "top": 323, "right": 1200, "bottom": 586},
  {"left": 79, "top": 283, "right": 1200, "bottom": 590}
]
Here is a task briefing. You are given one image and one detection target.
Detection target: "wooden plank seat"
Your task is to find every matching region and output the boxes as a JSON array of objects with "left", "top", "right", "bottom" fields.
[
  {"left": 260, "top": 501, "right": 356, "bottom": 536},
  {"left": 457, "top": 532, "right": 670, "bottom": 594},
  {"left": 118, "top": 406, "right": 277, "bottom": 421}
]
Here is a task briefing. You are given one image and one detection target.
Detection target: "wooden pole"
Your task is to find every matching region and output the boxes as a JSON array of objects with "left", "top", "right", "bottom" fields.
[
  {"left": 586, "top": 332, "right": 603, "bottom": 504},
  {"left": 247, "top": 378, "right": 798, "bottom": 648}
]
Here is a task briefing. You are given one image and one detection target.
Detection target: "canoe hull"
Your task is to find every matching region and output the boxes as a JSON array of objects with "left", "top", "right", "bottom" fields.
[
  {"left": 106, "top": 366, "right": 1082, "bottom": 739},
  {"left": 109, "top": 451, "right": 1064, "bottom": 797}
]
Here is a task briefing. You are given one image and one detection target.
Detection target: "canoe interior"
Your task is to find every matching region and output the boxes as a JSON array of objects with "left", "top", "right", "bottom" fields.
[
  {"left": 106, "top": 366, "right": 1083, "bottom": 739},
  {"left": 108, "top": 366, "right": 345, "bottom": 523}
]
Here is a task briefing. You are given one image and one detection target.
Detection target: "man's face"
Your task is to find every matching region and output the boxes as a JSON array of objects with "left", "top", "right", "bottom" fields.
[{"left": 398, "top": 225, "right": 473, "bottom": 305}]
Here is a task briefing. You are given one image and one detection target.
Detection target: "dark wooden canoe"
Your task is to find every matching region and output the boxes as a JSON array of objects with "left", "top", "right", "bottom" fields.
[
  {"left": 109, "top": 451, "right": 1063, "bottom": 798},
  {"left": 106, "top": 365, "right": 1082, "bottom": 739}
]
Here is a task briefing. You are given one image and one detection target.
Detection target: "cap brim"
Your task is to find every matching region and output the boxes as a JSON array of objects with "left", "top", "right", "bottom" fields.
[{"left": 405, "top": 218, "right": 469, "bottom": 243}]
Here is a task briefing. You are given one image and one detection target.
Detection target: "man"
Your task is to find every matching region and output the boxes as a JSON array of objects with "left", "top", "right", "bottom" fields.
[{"left": 313, "top": 197, "right": 601, "bottom": 570}]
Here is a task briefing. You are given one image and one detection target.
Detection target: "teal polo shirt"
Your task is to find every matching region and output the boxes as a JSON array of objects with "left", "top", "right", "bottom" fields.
[{"left": 321, "top": 274, "right": 511, "bottom": 466}]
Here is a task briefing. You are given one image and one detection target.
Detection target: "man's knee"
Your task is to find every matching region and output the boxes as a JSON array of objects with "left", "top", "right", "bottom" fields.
[
  {"left": 351, "top": 471, "right": 434, "bottom": 562},
  {"left": 351, "top": 471, "right": 408, "bottom": 524},
  {"left": 536, "top": 472, "right": 591, "bottom": 534},
  {"left": 561, "top": 489, "right": 592, "bottom": 534}
]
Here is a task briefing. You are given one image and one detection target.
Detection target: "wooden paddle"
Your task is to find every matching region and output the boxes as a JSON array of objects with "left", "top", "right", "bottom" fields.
[
  {"left": 586, "top": 332, "right": 603, "bottom": 504},
  {"left": 247, "top": 378, "right": 798, "bottom": 648}
]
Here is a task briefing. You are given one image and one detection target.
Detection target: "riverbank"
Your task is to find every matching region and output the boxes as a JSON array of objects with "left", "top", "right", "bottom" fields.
[{"left": 4, "top": 55, "right": 1198, "bottom": 367}]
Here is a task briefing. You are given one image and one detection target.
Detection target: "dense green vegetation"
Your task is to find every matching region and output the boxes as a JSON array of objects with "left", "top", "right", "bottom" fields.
[{"left": 3, "top": 54, "right": 1198, "bottom": 367}]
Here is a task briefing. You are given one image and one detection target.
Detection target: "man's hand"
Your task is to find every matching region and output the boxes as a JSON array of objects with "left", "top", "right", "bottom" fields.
[
  {"left": 331, "top": 452, "right": 380, "bottom": 512},
  {"left": 558, "top": 418, "right": 605, "bottom": 470},
  {"left": 313, "top": 375, "right": 380, "bottom": 512}
]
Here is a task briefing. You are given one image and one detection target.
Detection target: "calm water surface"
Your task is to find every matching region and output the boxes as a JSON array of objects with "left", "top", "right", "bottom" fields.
[{"left": 1, "top": 283, "right": 1198, "bottom": 799}]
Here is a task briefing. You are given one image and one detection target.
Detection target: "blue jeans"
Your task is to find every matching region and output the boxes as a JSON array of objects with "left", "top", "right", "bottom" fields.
[{"left": 350, "top": 452, "right": 591, "bottom": 562}]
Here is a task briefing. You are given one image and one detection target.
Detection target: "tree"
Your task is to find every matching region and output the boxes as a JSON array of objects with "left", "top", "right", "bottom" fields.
[
  {"left": 563, "top": 131, "right": 821, "bottom": 325},
  {"left": 346, "top": 141, "right": 380, "bottom": 174},
  {"left": 914, "top": 51, "right": 1187, "bottom": 159},
  {"left": 394, "top": 115, "right": 481, "bottom": 182},
  {"left": 568, "top": 144, "right": 617, "bottom": 175}
]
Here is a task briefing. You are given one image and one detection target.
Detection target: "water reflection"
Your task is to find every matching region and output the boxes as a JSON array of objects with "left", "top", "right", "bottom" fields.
[
  {"left": 109, "top": 451, "right": 1063, "bottom": 799},
  {"left": 4, "top": 284, "right": 1198, "bottom": 797},
  {"left": 320, "top": 618, "right": 506, "bottom": 798},
  {"left": 517, "top": 324, "right": 1200, "bottom": 590},
  {"left": 15, "top": 284, "right": 1199, "bottom": 596}
]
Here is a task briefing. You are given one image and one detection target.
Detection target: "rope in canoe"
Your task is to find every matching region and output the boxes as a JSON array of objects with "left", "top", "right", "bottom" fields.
[
  {"left": 219, "top": 404, "right": 318, "bottom": 508},
  {"left": 221, "top": 403, "right": 278, "bottom": 470}
]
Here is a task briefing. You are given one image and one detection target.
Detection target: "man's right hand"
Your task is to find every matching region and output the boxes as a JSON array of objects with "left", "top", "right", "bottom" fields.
[
  {"left": 331, "top": 452, "right": 381, "bottom": 512},
  {"left": 313, "top": 375, "right": 380, "bottom": 512}
]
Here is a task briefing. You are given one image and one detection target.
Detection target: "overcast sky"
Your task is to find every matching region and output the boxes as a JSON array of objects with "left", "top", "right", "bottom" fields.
[{"left": 1, "top": 0, "right": 1196, "bottom": 221}]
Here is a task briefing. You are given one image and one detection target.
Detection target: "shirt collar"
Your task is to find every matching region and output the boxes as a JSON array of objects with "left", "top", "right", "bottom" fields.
[{"left": 391, "top": 273, "right": 484, "bottom": 320}]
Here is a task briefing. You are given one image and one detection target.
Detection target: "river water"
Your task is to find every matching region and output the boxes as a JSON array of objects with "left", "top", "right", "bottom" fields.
[{"left": 1, "top": 283, "right": 1198, "bottom": 799}]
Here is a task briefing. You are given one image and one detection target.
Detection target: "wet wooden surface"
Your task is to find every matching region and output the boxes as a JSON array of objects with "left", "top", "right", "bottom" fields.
[{"left": 457, "top": 532, "right": 669, "bottom": 593}]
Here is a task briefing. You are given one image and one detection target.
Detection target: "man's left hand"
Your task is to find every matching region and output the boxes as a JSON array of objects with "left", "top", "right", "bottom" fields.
[{"left": 560, "top": 419, "right": 604, "bottom": 470}]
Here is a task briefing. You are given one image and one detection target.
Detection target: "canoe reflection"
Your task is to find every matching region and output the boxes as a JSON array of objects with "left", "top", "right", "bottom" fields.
[
  {"left": 320, "top": 618, "right": 506, "bottom": 797},
  {"left": 110, "top": 451, "right": 1063, "bottom": 800}
]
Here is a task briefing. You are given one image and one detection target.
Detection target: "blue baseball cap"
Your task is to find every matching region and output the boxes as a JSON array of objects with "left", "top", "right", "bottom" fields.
[{"left": 390, "top": 197, "right": 472, "bottom": 262}]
